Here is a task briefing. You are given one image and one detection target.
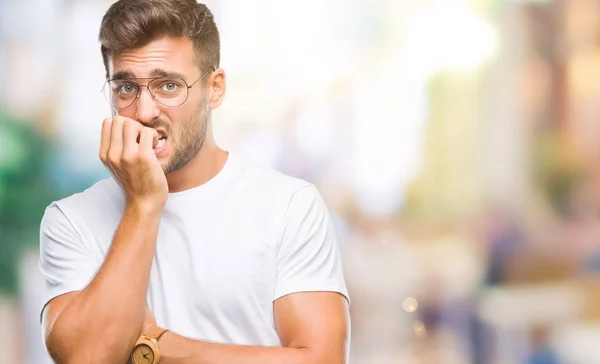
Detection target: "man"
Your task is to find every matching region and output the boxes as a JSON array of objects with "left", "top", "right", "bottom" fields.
[{"left": 38, "top": 1, "right": 350, "bottom": 363}]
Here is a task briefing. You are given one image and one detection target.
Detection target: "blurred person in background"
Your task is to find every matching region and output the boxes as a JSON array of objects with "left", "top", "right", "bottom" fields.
[{"left": 37, "top": 1, "right": 349, "bottom": 363}]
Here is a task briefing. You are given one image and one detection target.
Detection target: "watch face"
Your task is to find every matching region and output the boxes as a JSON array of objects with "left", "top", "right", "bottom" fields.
[{"left": 132, "top": 343, "right": 155, "bottom": 364}]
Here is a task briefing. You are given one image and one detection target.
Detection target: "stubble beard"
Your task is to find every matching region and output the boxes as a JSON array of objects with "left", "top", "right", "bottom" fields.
[{"left": 163, "top": 103, "right": 209, "bottom": 175}]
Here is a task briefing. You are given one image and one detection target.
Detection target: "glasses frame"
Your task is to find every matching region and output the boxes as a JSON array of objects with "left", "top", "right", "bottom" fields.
[{"left": 102, "top": 68, "right": 214, "bottom": 110}]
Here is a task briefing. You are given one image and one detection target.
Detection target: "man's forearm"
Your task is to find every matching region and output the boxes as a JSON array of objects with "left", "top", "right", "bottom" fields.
[
  {"left": 48, "top": 205, "right": 160, "bottom": 363},
  {"left": 159, "top": 332, "right": 338, "bottom": 364}
]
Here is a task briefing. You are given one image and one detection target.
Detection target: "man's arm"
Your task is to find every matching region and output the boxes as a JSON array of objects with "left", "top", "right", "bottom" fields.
[
  {"left": 158, "top": 292, "right": 348, "bottom": 364},
  {"left": 154, "top": 183, "right": 350, "bottom": 364},
  {"left": 41, "top": 118, "right": 168, "bottom": 363},
  {"left": 43, "top": 205, "right": 161, "bottom": 363}
]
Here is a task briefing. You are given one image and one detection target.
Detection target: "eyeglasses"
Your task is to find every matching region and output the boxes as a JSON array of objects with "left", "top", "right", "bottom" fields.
[{"left": 102, "top": 69, "right": 213, "bottom": 110}]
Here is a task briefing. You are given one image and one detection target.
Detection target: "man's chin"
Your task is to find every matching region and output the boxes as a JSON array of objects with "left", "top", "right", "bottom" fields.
[
  {"left": 159, "top": 159, "right": 172, "bottom": 175},
  {"left": 161, "top": 159, "right": 184, "bottom": 176}
]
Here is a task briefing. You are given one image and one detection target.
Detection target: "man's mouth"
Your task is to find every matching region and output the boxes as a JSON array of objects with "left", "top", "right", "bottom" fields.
[{"left": 156, "top": 132, "right": 167, "bottom": 149}]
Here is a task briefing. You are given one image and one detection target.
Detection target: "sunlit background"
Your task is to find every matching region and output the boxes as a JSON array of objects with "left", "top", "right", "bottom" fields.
[{"left": 3, "top": 0, "right": 600, "bottom": 363}]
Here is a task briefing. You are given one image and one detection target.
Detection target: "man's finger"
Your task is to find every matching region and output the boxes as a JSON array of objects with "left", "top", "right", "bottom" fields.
[
  {"left": 99, "top": 118, "right": 113, "bottom": 165},
  {"left": 122, "top": 119, "right": 143, "bottom": 158},
  {"left": 139, "top": 127, "right": 159, "bottom": 155},
  {"left": 107, "top": 117, "right": 125, "bottom": 164}
]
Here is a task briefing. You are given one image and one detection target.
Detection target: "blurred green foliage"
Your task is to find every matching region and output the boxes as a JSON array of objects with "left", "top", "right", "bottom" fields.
[{"left": 0, "top": 107, "right": 61, "bottom": 296}]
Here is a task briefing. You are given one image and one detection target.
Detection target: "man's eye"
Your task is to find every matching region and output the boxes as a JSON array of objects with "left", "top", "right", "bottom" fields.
[
  {"left": 161, "top": 82, "right": 179, "bottom": 92},
  {"left": 118, "top": 83, "right": 137, "bottom": 94}
]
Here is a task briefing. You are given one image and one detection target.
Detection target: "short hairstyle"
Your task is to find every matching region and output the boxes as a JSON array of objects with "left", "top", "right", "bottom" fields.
[{"left": 99, "top": 0, "right": 220, "bottom": 78}]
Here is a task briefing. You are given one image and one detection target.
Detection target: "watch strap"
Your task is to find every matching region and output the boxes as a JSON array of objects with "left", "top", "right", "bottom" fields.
[{"left": 145, "top": 325, "right": 169, "bottom": 341}]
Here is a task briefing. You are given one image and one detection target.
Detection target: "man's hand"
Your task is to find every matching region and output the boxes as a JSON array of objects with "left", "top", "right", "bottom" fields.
[{"left": 99, "top": 116, "right": 168, "bottom": 213}]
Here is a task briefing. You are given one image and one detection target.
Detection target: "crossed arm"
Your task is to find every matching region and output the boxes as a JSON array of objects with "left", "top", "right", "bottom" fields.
[
  {"left": 156, "top": 292, "right": 348, "bottom": 364},
  {"left": 44, "top": 290, "right": 348, "bottom": 364},
  {"left": 41, "top": 207, "right": 349, "bottom": 364}
]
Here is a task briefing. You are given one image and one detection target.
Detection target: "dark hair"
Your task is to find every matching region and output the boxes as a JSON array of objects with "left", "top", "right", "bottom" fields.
[{"left": 99, "top": 0, "right": 220, "bottom": 78}]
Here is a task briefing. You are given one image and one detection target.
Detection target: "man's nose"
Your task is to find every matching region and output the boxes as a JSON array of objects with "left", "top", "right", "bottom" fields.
[{"left": 135, "top": 86, "right": 160, "bottom": 124}]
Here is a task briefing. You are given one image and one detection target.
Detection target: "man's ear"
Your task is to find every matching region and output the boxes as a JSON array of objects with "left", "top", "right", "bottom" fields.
[{"left": 208, "top": 68, "right": 226, "bottom": 109}]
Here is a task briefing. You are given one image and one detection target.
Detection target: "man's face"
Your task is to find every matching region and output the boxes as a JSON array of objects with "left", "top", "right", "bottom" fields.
[{"left": 109, "top": 36, "right": 210, "bottom": 174}]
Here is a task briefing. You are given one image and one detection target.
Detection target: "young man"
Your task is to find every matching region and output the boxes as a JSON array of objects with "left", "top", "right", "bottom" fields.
[{"left": 38, "top": 1, "right": 349, "bottom": 363}]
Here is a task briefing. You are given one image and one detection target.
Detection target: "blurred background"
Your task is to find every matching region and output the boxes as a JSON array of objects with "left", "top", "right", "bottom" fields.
[{"left": 2, "top": 0, "right": 600, "bottom": 363}]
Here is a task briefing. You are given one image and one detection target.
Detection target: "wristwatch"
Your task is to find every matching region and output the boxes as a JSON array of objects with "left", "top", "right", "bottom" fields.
[{"left": 131, "top": 325, "right": 169, "bottom": 364}]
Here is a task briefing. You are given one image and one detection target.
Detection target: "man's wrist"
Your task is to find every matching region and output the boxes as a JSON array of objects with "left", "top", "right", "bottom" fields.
[
  {"left": 131, "top": 326, "right": 169, "bottom": 364},
  {"left": 157, "top": 331, "right": 174, "bottom": 363},
  {"left": 125, "top": 201, "right": 164, "bottom": 219},
  {"left": 157, "top": 331, "right": 198, "bottom": 364}
]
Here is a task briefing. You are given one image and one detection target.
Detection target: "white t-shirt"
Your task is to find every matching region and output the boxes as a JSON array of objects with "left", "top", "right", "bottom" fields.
[{"left": 39, "top": 152, "right": 349, "bottom": 348}]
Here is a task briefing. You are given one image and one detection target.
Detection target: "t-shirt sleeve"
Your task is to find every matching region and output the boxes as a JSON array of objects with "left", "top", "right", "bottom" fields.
[
  {"left": 273, "top": 184, "right": 349, "bottom": 303},
  {"left": 38, "top": 203, "right": 99, "bottom": 313}
]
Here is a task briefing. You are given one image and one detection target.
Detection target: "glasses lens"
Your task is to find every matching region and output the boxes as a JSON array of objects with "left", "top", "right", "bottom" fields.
[
  {"left": 102, "top": 77, "right": 189, "bottom": 109},
  {"left": 148, "top": 78, "right": 188, "bottom": 107},
  {"left": 104, "top": 80, "right": 138, "bottom": 109}
]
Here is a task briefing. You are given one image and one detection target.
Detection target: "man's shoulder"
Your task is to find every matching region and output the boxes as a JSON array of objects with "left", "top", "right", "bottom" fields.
[
  {"left": 47, "top": 177, "right": 123, "bottom": 217},
  {"left": 235, "top": 154, "right": 313, "bottom": 198},
  {"left": 40, "top": 177, "right": 123, "bottom": 243}
]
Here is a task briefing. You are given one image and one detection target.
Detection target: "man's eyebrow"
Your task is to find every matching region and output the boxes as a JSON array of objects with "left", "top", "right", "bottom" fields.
[
  {"left": 150, "top": 68, "right": 187, "bottom": 80},
  {"left": 110, "top": 70, "right": 136, "bottom": 80},
  {"left": 109, "top": 69, "right": 187, "bottom": 80}
]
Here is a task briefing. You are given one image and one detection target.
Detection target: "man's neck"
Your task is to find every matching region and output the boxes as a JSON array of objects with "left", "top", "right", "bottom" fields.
[{"left": 165, "top": 143, "right": 228, "bottom": 193}]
